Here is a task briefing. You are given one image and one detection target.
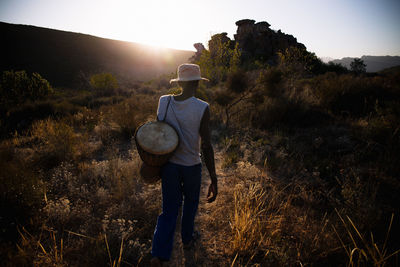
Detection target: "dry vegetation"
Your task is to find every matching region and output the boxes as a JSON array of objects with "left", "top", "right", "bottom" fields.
[
  {"left": 1, "top": 61, "right": 400, "bottom": 267},
  {"left": 1, "top": 83, "right": 166, "bottom": 266}
]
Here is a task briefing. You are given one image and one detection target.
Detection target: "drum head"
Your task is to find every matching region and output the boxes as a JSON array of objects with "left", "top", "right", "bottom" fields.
[{"left": 136, "top": 121, "right": 179, "bottom": 155}]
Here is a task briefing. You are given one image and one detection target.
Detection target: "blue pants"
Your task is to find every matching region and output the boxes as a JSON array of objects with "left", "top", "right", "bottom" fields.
[{"left": 151, "top": 162, "right": 202, "bottom": 261}]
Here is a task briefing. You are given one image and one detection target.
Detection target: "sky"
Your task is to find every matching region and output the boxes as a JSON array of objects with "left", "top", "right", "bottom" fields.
[{"left": 1, "top": 0, "right": 399, "bottom": 59}]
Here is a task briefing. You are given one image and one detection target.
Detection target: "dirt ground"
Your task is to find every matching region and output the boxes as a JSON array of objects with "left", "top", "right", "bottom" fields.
[{"left": 165, "top": 151, "right": 233, "bottom": 267}]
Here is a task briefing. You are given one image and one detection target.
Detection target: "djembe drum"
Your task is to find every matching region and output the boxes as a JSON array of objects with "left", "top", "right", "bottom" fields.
[{"left": 135, "top": 121, "right": 179, "bottom": 183}]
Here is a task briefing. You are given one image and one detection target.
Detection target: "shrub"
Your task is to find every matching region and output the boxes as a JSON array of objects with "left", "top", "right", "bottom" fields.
[
  {"left": 90, "top": 73, "right": 119, "bottom": 96},
  {"left": 311, "top": 73, "right": 393, "bottom": 117},
  {"left": 30, "top": 119, "right": 79, "bottom": 166},
  {"left": 258, "top": 68, "right": 283, "bottom": 98},
  {"left": 323, "top": 62, "right": 348, "bottom": 74},
  {"left": 226, "top": 70, "right": 248, "bottom": 94},
  {"left": 1, "top": 101, "right": 56, "bottom": 137},
  {"left": 104, "top": 95, "right": 157, "bottom": 139},
  {"left": 0, "top": 70, "right": 53, "bottom": 107},
  {"left": 0, "top": 141, "right": 44, "bottom": 244},
  {"left": 278, "top": 47, "right": 323, "bottom": 76},
  {"left": 222, "top": 136, "right": 241, "bottom": 168},
  {"left": 251, "top": 98, "right": 314, "bottom": 129}
]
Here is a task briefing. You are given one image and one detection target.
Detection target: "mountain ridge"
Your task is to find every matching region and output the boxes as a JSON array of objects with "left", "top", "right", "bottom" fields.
[
  {"left": 0, "top": 21, "right": 194, "bottom": 87},
  {"left": 330, "top": 55, "right": 400, "bottom": 72}
]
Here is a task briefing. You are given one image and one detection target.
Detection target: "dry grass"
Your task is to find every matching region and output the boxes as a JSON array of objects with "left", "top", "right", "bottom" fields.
[
  {"left": 1, "top": 94, "right": 164, "bottom": 266},
  {"left": 2, "top": 70, "right": 400, "bottom": 266},
  {"left": 333, "top": 210, "right": 400, "bottom": 267},
  {"left": 209, "top": 128, "right": 400, "bottom": 266},
  {"left": 17, "top": 226, "right": 66, "bottom": 266},
  {"left": 231, "top": 182, "right": 267, "bottom": 255},
  {"left": 227, "top": 177, "right": 335, "bottom": 266}
]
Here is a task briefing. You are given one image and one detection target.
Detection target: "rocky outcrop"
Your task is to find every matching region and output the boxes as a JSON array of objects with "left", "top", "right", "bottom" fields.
[
  {"left": 234, "top": 19, "right": 305, "bottom": 62},
  {"left": 193, "top": 19, "right": 306, "bottom": 64},
  {"left": 190, "top": 42, "right": 206, "bottom": 62}
]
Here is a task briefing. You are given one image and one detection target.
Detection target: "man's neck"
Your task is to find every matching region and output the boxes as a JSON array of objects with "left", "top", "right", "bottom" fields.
[{"left": 174, "top": 88, "right": 196, "bottom": 101}]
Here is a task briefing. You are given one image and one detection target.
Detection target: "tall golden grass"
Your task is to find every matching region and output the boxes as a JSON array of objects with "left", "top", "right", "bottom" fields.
[{"left": 333, "top": 210, "right": 400, "bottom": 267}]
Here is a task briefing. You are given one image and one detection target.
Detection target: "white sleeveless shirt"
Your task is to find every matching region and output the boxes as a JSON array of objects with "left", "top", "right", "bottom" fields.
[{"left": 157, "top": 95, "right": 209, "bottom": 166}]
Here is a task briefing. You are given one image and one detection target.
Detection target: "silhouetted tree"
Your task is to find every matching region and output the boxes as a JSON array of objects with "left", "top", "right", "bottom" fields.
[
  {"left": 350, "top": 58, "right": 367, "bottom": 74},
  {"left": 324, "top": 62, "right": 349, "bottom": 74}
]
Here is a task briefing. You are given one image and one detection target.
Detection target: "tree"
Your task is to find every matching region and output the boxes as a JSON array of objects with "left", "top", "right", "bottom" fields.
[
  {"left": 278, "top": 47, "right": 323, "bottom": 75},
  {"left": 0, "top": 70, "right": 53, "bottom": 106},
  {"left": 195, "top": 33, "right": 241, "bottom": 84},
  {"left": 90, "top": 73, "right": 119, "bottom": 96},
  {"left": 350, "top": 58, "right": 367, "bottom": 74}
]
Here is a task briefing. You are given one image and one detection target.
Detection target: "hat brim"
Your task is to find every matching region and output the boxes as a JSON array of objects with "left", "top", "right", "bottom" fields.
[{"left": 170, "top": 77, "right": 209, "bottom": 84}]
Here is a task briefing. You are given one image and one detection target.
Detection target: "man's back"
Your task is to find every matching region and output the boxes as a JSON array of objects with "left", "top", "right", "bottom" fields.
[{"left": 157, "top": 95, "right": 209, "bottom": 166}]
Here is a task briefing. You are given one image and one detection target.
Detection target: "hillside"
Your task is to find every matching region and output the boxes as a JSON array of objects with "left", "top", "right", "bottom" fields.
[
  {"left": 331, "top": 55, "right": 400, "bottom": 72},
  {"left": 1, "top": 19, "right": 400, "bottom": 266},
  {"left": 0, "top": 22, "right": 194, "bottom": 87}
]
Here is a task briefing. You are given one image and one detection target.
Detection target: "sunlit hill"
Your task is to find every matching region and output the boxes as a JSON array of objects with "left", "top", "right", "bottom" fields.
[
  {"left": 0, "top": 22, "right": 194, "bottom": 88},
  {"left": 1, "top": 18, "right": 400, "bottom": 266}
]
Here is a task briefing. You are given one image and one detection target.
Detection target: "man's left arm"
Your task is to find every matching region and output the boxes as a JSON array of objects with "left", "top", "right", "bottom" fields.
[{"left": 200, "top": 106, "right": 218, "bottom": 203}]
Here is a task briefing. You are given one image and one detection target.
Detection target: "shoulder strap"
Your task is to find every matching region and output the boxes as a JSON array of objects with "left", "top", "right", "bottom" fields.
[
  {"left": 161, "top": 95, "right": 172, "bottom": 122},
  {"left": 169, "top": 97, "right": 184, "bottom": 136}
]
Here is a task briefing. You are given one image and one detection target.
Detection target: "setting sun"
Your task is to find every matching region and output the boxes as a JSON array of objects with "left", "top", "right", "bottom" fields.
[
  {"left": 97, "top": 0, "right": 207, "bottom": 51},
  {"left": 2, "top": 0, "right": 399, "bottom": 57}
]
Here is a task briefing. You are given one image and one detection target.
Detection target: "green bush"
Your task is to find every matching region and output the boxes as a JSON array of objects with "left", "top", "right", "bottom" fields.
[
  {"left": 196, "top": 34, "right": 241, "bottom": 84},
  {"left": 0, "top": 70, "right": 53, "bottom": 107},
  {"left": 90, "top": 73, "right": 119, "bottom": 96}
]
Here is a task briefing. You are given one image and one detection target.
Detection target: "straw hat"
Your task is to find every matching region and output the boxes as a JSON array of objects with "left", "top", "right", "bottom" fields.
[{"left": 170, "top": 63, "right": 209, "bottom": 83}]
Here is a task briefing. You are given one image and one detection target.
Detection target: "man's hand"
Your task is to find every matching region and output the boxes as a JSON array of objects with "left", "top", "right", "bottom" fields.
[{"left": 207, "top": 182, "right": 218, "bottom": 203}]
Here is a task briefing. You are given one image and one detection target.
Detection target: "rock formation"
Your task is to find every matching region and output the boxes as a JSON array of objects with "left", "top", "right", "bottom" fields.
[
  {"left": 193, "top": 19, "right": 306, "bottom": 64},
  {"left": 234, "top": 19, "right": 306, "bottom": 62},
  {"left": 190, "top": 42, "right": 206, "bottom": 62}
]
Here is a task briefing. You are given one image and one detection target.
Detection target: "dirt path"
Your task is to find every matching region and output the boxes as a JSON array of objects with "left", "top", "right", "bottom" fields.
[{"left": 165, "top": 150, "right": 230, "bottom": 266}]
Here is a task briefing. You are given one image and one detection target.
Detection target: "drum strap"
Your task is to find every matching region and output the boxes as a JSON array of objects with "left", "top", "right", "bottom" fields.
[
  {"left": 169, "top": 96, "right": 185, "bottom": 139},
  {"left": 161, "top": 96, "right": 172, "bottom": 122},
  {"left": 164, "top": 95, "right": 186, "bottom": 142}
]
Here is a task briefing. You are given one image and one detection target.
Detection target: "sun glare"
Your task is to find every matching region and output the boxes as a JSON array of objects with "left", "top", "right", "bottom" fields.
[{"left": 103, "top": 0, "right": 198, "bottom": 51}]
